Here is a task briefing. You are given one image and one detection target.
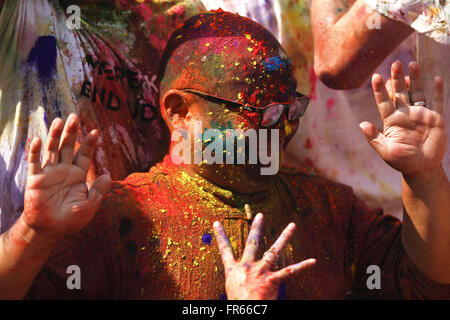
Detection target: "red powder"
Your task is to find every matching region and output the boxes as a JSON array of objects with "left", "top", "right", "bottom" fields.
[
  {"left": 304, "top": 157, "right": 313, "bottom": 167},
  {"left": 304, "top": 138, "right": 312, "bottom": 149},
  {"left": 134, "top": 3, "right": 154, "bottom": 24},
  {"left": 326, "top": 98, "right": 335, "bottom": 111},
  {"left": 309, "top": 67, "right": 317, "bottom": 100}
]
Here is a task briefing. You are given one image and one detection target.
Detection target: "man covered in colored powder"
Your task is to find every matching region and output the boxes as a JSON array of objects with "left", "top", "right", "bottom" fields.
[{"left": 0, "top": 11, "right": 449, "bottom": 299}]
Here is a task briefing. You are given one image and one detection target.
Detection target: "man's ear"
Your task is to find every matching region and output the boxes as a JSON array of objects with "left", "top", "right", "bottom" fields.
[{"left": 161, "top": 89, "right": 191, "bottom": 131}]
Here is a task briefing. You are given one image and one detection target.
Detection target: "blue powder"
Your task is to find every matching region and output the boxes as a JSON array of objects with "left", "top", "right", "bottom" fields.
[
  {"left": 27, "top": 36, "right": 57, "bottom": 84},
  {"left": 262, "top": 56, "right": 288, "bottom": 72},
  {"left": 202, "top": 233, "right": 213, "bottom": 245}
]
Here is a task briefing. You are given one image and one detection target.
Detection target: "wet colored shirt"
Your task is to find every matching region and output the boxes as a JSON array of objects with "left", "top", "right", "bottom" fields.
[{"left": 25, "top": 157, "right": 450, "bottom": 299}]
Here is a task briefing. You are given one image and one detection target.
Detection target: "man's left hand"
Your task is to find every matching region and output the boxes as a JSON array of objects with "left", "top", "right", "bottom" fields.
[{"left": 360, "top": 61, "right": 447, "bottom": 176}]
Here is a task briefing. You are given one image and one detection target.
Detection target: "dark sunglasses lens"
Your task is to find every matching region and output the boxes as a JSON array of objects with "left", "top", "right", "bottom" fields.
[
  {"left": 288, "top": 98, "right": 309, "bottom": 121},
  {"left": 261, "top": 104, "right": 285, "bottom": 127}
]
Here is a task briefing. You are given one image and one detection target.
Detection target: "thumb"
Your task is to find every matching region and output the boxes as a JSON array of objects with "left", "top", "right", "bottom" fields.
[{"left": 359, "top": 121, "right": 388, "bottom": 158}]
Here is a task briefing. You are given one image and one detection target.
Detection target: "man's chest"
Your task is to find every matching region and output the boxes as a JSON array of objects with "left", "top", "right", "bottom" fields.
[{"left": 117, "top": 198, "right": 352, "bottom": 299}]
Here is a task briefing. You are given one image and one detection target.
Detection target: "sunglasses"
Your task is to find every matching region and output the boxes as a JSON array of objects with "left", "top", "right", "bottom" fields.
[{"left": 182, "top": 89, "right": 309, "bottom": 127}]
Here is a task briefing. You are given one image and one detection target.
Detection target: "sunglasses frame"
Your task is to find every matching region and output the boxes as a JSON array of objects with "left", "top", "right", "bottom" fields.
[{"left": 181, "top": 89, "right": 309, "bottom": 127}]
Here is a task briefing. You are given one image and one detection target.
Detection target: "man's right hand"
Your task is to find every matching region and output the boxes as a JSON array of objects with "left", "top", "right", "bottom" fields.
[
  {"left": 22, "top": 113, "right": 111, "bottom": 242},
  {"left": 0, "top": 114, "right": 111, "bottom": 299},
  {"left": 213, "top": 210, "right": 316, "bottom": 300}
]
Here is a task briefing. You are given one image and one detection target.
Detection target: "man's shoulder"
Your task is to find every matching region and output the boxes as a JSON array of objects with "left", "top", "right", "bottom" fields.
[
  {"left": 279, "top": 165, "right": 355, "bottom": 196},
  {"left": 107, "top": 158, "right": 173, "bottom": 194},
  {"left": 99, "top": 161, "right": 182, "bottom": 219},
  {"left": 278, "top": 166, "right": 359, "bottom": 231}
]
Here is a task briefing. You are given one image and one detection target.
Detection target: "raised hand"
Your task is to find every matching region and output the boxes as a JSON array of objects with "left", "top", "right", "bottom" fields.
[
  {"left": 359, "top": 61, "right": 447, "bottom": 176},
  {"left": 213, "top": 209, "right": 316, "bottom": 300},
  {"left": 22, "top": 114, "right": 111, "bottom": 240}
]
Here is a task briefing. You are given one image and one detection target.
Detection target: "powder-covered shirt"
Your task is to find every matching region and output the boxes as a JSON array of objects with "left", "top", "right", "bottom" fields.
[{"left": 25, "top": 157, "right": 450, "bottom": 299}]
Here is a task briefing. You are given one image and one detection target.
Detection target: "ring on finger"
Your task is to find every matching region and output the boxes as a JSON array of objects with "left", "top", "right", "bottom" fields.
[
  {"left": 262, "top": 249, "right": 278, "bottom": 268},
  {"left": 413, "top": 101, "right": 427, "bottom": 108}
]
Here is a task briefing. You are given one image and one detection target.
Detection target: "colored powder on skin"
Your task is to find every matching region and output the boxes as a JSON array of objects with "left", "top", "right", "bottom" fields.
[
  {"left": 304, "top": 138, "right": 313, "bottom": 149},
  {"left": 326, "top": 98, "right": 335, "bottom": 111},
  {"left": 262, "top": 56, "right": 287, "bottom": 72},
  {"left": 284, "top": 119, "right": 292, "bottom": 137},
  {"left": 27, "top": 36, "right": 57, "bottom": 84},
  {"left": 308, "top": 67, "right": 317, "bottom": 100}
]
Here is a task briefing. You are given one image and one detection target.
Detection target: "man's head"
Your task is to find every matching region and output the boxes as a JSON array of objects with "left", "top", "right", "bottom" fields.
[{"left": 158, "top": 11, "right": 305, "bottom": 181}]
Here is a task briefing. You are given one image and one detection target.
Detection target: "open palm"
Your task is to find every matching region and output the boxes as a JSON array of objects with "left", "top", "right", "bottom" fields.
[
  {"left": 360, "top": 61, "right": 447, "bottom": 176},
  {"left": 23, "top": 114, "right": 111, "bottom": 238}
]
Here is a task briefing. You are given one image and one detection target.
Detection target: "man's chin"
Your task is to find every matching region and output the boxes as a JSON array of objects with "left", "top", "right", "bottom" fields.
[{"left": 243, "top": 165, "right": 278, "bottom": 181}]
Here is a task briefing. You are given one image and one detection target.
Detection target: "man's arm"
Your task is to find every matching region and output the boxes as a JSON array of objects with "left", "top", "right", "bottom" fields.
[
  {"left": 0, "top": 217, "right": 60, "bottom": 299},
  {"left": 0, "top": 114, "right": 111, "bottom": 299},
  {"left": 311, "top": 0, "right": 414, "bottom": 89},
  {"left": 402, "top": 166, "right": 450, "bottom": 283}
]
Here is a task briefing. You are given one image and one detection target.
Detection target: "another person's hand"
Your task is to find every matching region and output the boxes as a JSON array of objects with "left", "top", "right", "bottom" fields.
[
  {"left": 360, "top": 61, "right": 447, "bottom": 176},
  {"left": 213, "top": 210, "right": 316, "bottom": 300},
  {"left": 21, "top": 114, "right": 111, "bottom": 242}
]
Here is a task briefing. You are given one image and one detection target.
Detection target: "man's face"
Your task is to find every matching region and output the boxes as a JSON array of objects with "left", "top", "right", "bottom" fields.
[
  {"left": 178, "top": 36, "right": 300, "bottom": 169},
  {"left": 186, "top": 89, "right": 300, "bottom": 164}
]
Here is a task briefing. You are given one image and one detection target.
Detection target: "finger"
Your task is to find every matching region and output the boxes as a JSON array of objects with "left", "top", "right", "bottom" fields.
[
  {"left": 372, "top": 74, "right": 396, "bottom": 119},
  {"left": 59, "top": 113, "right": 80, "bottom": 164},
  {"left": 390, "top": 60, "right": 410, "bottom": 108},
  {"left": 241, "top": 213, "right": 264, "bottom": 263},
  {"left": 408, "top": 61, "right": 426, "bottom": 104},
  {"left": 88, "top": 174, "right": 112, "bottom": 211},
  {"left": 385, "top": 77, "right": 410, "bottom": 100},
  {"left": 260, "top": 221, "right": 296, "bottom": 271},
  {"left": 213, "top": 221, "right": 235, "bottom": 269},
  {"left": 267, "top": 222, "right": 296, "bottom": 257},
  {"left": 432, "top": 76, "right": 444, "bottom": 114},
  {"left": 42, "top": 118, "right": 64, "bottom": 167},
  {"left": 269, "top": 258, "right": 316, "bottom": 284},
  {"left": 28, "top": 137, "right": 42, "bottom": 175},
  {"left": 244, "top": 203, "right": 253, "bottom": 220},
  {"left": 73, "top": 129, "right": 99, "bottom": 174},
  {"left": 385, "top": 78, "right": 393, "bottom": 100},
  {"left": 359, "top": 121, "right": 388, "bottom": 159}
]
